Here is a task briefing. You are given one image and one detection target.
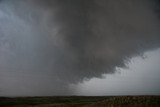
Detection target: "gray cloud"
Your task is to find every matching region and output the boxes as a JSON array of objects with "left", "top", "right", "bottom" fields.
[
  {"left": 76, "top": 49, "right": 160, "bottom": 96},
  {"left": 0, "top": 0, "right": 160, "bottom": 96}
]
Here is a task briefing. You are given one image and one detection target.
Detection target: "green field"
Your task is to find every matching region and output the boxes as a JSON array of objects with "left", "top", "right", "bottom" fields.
[{"left": 0, "top": 96, "right": 160, "bottom": 107}]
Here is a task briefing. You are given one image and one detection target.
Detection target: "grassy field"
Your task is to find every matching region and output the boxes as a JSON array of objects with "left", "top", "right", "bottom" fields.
[{"left": 0, "top": 96, "right": 160, "bottom": 107}]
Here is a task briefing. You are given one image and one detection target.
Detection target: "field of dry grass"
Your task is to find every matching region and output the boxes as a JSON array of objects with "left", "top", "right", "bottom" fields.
[{"left": 0, "top": 96, "right": 160, "bottom": 107}]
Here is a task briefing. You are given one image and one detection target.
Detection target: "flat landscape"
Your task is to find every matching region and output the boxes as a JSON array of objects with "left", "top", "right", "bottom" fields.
[{"left": 0, "top": 96, "right": 160, "bottom": 107}]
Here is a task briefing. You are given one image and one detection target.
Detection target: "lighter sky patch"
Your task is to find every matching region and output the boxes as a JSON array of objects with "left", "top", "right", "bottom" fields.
[{"left": 73, "top": 48, "right": 160, "bottom": 96}]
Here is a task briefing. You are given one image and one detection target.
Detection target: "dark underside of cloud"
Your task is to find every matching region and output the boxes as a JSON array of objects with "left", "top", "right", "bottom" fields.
[{"left": 0, "top": 0, "right": 160, "bottom": 96}]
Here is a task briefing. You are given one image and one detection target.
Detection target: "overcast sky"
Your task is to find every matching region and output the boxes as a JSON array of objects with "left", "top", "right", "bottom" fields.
[{"left": 0, "top": 0, "right": 160, "bottom": 96}]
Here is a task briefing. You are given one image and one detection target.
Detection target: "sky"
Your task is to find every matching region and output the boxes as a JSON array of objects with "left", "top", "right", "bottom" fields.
[{"left": 0, "top": 0, "right": 160, "bottom": 96}]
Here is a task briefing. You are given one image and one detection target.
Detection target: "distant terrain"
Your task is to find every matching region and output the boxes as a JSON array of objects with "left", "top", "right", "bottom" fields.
[{"left": 0, "top": 96, "right": 160, "bottom": 107}]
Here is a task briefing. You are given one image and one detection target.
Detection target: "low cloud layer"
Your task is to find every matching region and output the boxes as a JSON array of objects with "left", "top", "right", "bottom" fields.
[
  {"left": 75, "top": 49, "right": 160, "bottom": 95},
  {"left": 0, "top": 0, "right": 160, "bottom": 96}
]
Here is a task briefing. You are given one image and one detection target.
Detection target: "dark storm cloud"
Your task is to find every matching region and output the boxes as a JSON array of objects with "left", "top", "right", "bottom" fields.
[{"left": 0, "top": 0, "right": 160, "bottom": 96}]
